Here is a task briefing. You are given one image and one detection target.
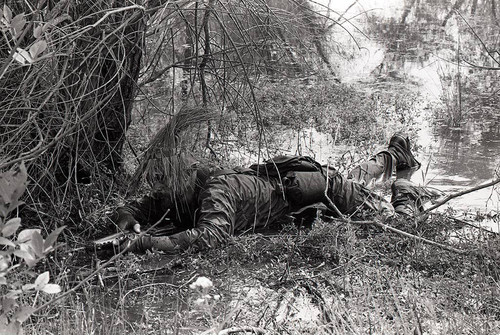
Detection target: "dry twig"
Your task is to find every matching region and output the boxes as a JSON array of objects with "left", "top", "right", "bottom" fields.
[{"left": 421, "top": 177, "right": 500, "bottom": 216}]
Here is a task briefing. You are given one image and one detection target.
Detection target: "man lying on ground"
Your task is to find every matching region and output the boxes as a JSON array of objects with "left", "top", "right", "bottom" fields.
[{"left": 106, "top": 111, "right": 440, "bottom": 254}]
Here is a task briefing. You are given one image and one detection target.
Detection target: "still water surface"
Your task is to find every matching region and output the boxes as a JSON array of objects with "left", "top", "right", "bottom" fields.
[{"left": 331, "top": 0, "right": 500, "bottom": 217}]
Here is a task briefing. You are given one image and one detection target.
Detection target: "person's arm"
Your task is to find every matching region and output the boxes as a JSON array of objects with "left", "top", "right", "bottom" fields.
[
  {"left": 112, "top": 193, "right": 173, "bottom": 232},
  {"left": 112, "top": 167, "right": 209, "bottom": 232}
]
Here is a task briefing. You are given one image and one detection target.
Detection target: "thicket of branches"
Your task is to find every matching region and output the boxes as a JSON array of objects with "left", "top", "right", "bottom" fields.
[{"left": 0, "top": 0, "right": 338, "bottom": 212}]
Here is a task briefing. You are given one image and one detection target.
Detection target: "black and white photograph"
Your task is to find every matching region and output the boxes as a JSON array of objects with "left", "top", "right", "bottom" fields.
[{"left": 0, "top": 0, "right": 499, "bottom": 334}]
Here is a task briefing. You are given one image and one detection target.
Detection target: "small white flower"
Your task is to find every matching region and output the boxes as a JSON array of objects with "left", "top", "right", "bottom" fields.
[{"left": 189, "top": 276, "right": 213, "bottom": 290}]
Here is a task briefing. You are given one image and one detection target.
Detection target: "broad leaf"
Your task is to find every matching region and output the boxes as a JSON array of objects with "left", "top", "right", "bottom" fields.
[
  {"left": 17, "top": 229, "right": 40, "bottom": 243},
  {"left": 30, "top": 231, "right": 44, "bottom": 257},
  {"left": 2, "top": 217, "right": 21, "bottom": 237},
  {"left": 11, "top": 13, "right": 25, "bottom": 38},
  {"left": 16, "top": 244, "right": 37, "bottom": 267},
  {"left": 33, "top": 25, "right": 42, "bottom": 39},
  {"left": 29, "top": 40, "right": 47, "bottom": 60},
  {"left": 0, "top": 236, "right": 15, "bottom": 247},
  {"left": 21, "top": 283, "right": 35, "bottom": 291},
  {"left": 41, "top": 284, "right": 61, "bottom": 294},
  {"left": 3, "top": 5, "right": 12, "bottom": 23},
  {"left": 43, "top": 226, "right": 65, "bottom": 252},
  {"left": 34, "top": 271, "right": 49, "bottom": 290},
  {"left": 0, "top": 319, "right": 20, "bottom": 335},
  {"left": 12, "top": 249, "right": 30, "bottom": 259},
  {"left": 12, "top": 49, "right": 32, "bottom": 65},
  {"left": 6, "top": 289, "right": 21, "bottom": 299},
  {"left": 0, "top": 161, "right": 28, "bottom": 215},
  {"left": 0, "top": 255, "right": 9, "bottom": 272},
  {"left": 2, "top": 298, "right": 16, "bottom": 313}
]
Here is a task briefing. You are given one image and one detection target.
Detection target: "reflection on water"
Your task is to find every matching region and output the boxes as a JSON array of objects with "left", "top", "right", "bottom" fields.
[
  {"left": 414, "top": 112, "right": 500, "bottom": 214},
  {"left": 89, "top": 262, "right": 193, "bottom": 333},
  {"left": 326, "top": 0, "right": 500, "bottom": 216}
]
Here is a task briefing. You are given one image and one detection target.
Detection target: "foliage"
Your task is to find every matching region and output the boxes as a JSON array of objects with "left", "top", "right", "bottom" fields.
[
  {"left": 24, "top": 214, "right": 499, "bottom": 334},
  {"left": 0, "top": 162, "right": 64, "bottom": 335},
  {"left": 201, "top": 76, "right": 420, "bottom": 170},
  {"left": 0, "top": 1, "right": 144, "bottom": 213},
  {"left": 0, "top": 0, "right": 341, "bottom": 218}
]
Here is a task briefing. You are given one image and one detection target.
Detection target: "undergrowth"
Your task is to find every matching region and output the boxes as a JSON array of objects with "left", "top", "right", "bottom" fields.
[{"left": 22, "top": 214, "right": 500, "bottom": 334}]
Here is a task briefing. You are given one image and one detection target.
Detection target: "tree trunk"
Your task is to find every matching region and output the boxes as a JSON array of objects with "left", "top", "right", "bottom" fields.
[
  {"left": 69, "top": 2, "right": 145, "bottom": 177},
  {"left": 92, "top": 16, "right": 144, "bottom": 173},
  {"left": 471, "top": 0, "right": 478, "bottom": 14},
  {"left": 181, "top": 10, "right": 195, "bottom": 101},
  {"left": 442, "top": 0, "right": 466, "bottom": 26},
  {"left": 401, "top": 0, "right": 417, "bottom": 24}
]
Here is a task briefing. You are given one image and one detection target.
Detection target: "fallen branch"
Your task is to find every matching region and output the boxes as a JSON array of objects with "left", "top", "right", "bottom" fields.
[
  {"left": 449, "top": 216, "right": 499, "bottom": 236},
  {"left": 323, "top": 165, "right": 344, "bottom": 218},
  {"left": 421, "top": 177, "right": 500, "bottom": 216},
  {"left": 322, "top": 209, "right": 467, "bottom": 255},
  {"left": 356, "top": 219, "right": 467, "bottom": 255},
  {"left": 319, "top": 167, "right": 466, "bottom": 253}
]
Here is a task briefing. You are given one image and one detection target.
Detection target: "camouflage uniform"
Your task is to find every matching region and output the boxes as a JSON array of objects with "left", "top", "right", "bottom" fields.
[
  {"left": 115, "top": 134, "right": 435, "bottom": 253},
  {"left": 347, "top": 133, "right": 421, "bottom": 186},
  {"left": 117, "top": 169, "right": 398, "bottom": 253},
  {"left": 122, "top": 171, "right": 290, "bottom": 253}
]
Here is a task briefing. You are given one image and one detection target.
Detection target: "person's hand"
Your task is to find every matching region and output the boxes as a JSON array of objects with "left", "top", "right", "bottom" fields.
[
  {"left": 113, "top": 208, "right": 141, "bottom": 233},
  {"left": 117, "top": 216, "right": 141, "bottom": 234}
]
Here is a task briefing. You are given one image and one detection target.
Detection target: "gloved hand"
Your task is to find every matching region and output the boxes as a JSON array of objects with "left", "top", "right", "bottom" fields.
[
  {"left": 113, "top": 207, "right": 141, "bottom": 233},
  {"left": 118, "top": 233, "right": 151, "bottom": 253}
]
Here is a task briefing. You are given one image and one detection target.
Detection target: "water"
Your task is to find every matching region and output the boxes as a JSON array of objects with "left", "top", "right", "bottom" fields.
[{"left": 328, "top": 1, "right": 499, "bottom": 217}]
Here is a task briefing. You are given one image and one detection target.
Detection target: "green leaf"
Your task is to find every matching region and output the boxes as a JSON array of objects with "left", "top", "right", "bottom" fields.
[
  {"left": 29, "top": 40, "right": 47, "bottom": 60},
  {"left": 12, "top": 249, "right": 30, "bottom": 259},
  {"left": 33, "top": 25, "right": 42, "bottom": 39},
  {"left": 16, "top": 244, "right": 37, "bottom": 268},
  {"left": 0, "top": 161, "right": 27, "bottom": 216},
  {"left": 43, "top": 226, "right": 65, "bottom": 253},
  {"left": 0, "top": 319, "right": 21, "bottom": 335},
  {"left": 17, "top": 229, "right": 40, "bottom": 243},
  {"left": 0, "top": 277, "right": 6, "bottom": 285},
  {"left": 2, "top": 217, "right": 21, "bottom": 237},
  {"left": 34, "top": 271, "right": 49, "bottom": 290},
  {"left": 0, "top": 236, "right": 15, "bottom": 247},
  {"left": 12, "top": 48, "right": 32, "bottom": 65},
  {"left": 6, "top": 289, "right": 21, "bottom": 299},
  {"left": 29, "top": 231, "right": 44, "bottom": 257},
  {"left": 41, "top": 284, "right": 61, "bottom": 294},
  {"left": 1, "top": 298, "right": 16, "bottom": 315},
  {"left": 11, "top": 13, "right": 25, "bottom": 38},
  {"left": 21, "top": 283, "right": 35, "bottom": 291},
  {"left": 0, "top": 255, "right": 9, "bottom": 272}
]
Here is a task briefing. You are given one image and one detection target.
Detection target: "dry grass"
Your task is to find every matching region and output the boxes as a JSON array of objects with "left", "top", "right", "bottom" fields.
[{"left": 24, "top": 216, "right": 500, "bottom": 335}]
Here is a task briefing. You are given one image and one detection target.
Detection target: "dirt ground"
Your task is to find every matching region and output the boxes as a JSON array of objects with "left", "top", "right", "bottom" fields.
[{"left": 37, "top": 216, "right": 499, "bottom": 335}]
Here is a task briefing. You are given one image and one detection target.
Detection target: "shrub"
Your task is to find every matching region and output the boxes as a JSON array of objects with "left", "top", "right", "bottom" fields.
[{"left": 0, "top": 162, "right": 64, "bottom": 334}]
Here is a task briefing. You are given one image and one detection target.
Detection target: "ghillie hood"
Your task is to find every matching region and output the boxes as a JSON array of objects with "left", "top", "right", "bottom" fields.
[{"left": 130, "top": 107, "right": 216, "bottom": 205}]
